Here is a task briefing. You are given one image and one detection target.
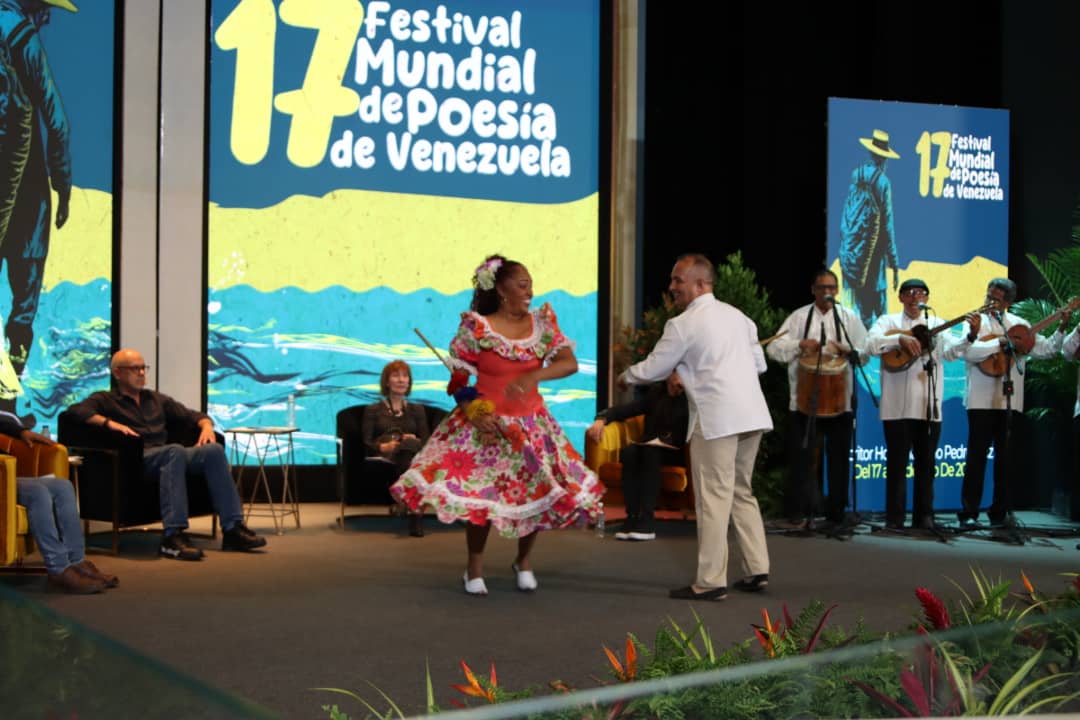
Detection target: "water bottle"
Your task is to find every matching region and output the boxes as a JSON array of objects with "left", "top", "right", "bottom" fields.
[
  {"left": 595, "top": 501, "right": 605, "bottom": 538},
  {"left": 286, "top": 395, "right": 296, "bottom": 428},
  {"left": 41, "top": 425, "right": 51, "bottom": 441}
]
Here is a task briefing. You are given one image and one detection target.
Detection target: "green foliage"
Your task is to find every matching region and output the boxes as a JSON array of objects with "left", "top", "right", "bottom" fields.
[
  {"left": 314, "top": 572, "right": 1080, "bottom": 719},
  {"left": 1019, "top": 221, "right": 1080, "bottom": 423}
]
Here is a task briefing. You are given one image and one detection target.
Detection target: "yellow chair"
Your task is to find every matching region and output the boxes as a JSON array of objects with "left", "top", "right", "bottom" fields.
[
  {"left": 583, "top": 414, "right": 694, "bottom": 516},
  {"left": 0, "top": 437, "right": 70, "bottom": 571}
]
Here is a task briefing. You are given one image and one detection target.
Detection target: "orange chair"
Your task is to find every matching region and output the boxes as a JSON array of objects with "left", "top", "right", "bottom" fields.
[
  {"left": 583, "top": 414, "right": 694, "bottom": 516},
  {"left": 0, "top": 437, "right": 70, "bottom": 572}
]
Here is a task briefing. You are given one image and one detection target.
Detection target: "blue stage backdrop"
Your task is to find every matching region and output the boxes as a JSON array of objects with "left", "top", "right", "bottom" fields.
[
  {"left": 0, "top": 3, "right": 114, "bottom": 431},
  {"left": 826, "top": 97, "right": 1010, "bottom": 513},
  {"left": 208, "top": 0, "right": 601, "bottom": 465}
]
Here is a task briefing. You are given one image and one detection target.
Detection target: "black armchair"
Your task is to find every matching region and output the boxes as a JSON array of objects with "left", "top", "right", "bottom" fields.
[
  {"left": 57, "top": 410, "right": 220, "bottom": 553},
  {"left": 335, "top": 402, "right": 449, "bottom": 528}
]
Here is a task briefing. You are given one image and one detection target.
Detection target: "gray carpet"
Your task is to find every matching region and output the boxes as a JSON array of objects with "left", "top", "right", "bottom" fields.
[{"left": 5, "top": 503, "right": 1080, "bottom": 719}]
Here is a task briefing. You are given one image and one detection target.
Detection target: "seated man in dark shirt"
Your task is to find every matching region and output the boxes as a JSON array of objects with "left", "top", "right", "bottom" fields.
[
  {"left": 67, "top": 348, "right": 266, "bottom": 560},
  {"left": 586, "top": 372, "right": 689, "bottom": 541}
]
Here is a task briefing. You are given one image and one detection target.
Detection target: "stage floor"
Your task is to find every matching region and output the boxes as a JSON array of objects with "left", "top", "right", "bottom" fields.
[{"left": 6, "top": 503, "right": 1080, "bottom": 719}]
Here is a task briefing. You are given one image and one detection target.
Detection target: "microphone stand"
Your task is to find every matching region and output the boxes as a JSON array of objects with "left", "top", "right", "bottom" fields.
[
  {"left": 995, "top": 311, "right": 1025, "bottom": 544},
  {"left": 831, "top": 299, "right": 878, "bottom": 523},
  {"left": 796, "top": 321, "right": 830, "bottom": 533}
]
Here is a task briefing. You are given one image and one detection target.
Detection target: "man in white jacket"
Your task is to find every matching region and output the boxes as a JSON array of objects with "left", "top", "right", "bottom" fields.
[{"left": 619, "top": 254, "right": 772, "bottom": 600}]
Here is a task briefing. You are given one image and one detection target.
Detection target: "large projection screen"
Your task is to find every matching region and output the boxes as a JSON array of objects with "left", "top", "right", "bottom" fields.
[
  {"left": 0, "top": 3, "right": 115, "bottom": 431},
  {"left": 827, "top": 97, "right": 1010, "bottom": 513},
  {"left": 208, "top": 1, "right": 601, "bottom": 465}
]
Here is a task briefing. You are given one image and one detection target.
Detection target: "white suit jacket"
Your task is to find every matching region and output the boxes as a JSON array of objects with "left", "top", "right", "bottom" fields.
[{"left": 619, "top": 294, "right": 772, "bottom": 441}]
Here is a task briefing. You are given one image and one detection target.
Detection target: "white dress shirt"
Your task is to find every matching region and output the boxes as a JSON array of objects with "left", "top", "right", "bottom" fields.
[
  {"left": 960, "top": 310, "right": 1063, "bottom": 411},
  {"left": 1062, "top": 324, "right": 1080, "bottom": 418},
  {"left": 766, "top": 302, "right": 869, "bottom": 412},
  {"left": 865, "top": 311, "right": 971, "bottom": 421},
  {"left": 619, "top": 294, "right": 772, "bottom": 440}
]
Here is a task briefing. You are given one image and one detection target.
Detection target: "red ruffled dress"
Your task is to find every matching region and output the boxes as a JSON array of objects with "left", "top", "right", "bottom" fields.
[{"left": 391, "top": 303, "right": 605, "bottom": 538}]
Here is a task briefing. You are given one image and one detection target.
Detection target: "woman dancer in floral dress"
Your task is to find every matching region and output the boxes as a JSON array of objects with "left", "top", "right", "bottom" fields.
[{"left": 391, "top": 254, "right": 604, "bottom": 595}]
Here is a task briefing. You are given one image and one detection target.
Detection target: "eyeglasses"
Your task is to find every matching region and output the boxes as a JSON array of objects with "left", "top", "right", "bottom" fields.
[
  {"left": 116, "top": 364, "right": 150, "bottom": 372},
  {"left": 814, "top": 284, "right": 838, "bottom": 291},
  {"left": 901, "top": 288, "right": 929, "bottom": 297}
]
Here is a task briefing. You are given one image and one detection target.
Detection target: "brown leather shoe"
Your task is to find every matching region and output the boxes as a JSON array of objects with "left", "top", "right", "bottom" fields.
[
  {"left": 47, "top": 566, "right": 106, "bottom": 595},
  {"left": 75, "top": 559, "right": 119, "bottom": 588}
]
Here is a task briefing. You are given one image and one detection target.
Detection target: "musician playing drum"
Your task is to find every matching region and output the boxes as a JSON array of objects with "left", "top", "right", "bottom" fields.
[
  {"left": 767, "top": 268, "right": 868, "bottom": 529},
  {"left": 865, "top": 279, "right": 980, "bottom": 530},
  {"left": 957, "top": 278, "right": 1069, "bottom": 529}
]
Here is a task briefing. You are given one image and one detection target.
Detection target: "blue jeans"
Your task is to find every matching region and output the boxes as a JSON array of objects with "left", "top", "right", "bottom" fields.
[
  {"left": 15, "top": 475, "right": 84, "bottom": 575},
  {"left": 142, "top": 443, "right": 243, "bottom": 533}
]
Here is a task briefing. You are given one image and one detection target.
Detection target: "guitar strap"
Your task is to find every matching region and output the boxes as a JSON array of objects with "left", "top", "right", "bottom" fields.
[{"left": 801, "top": 306, "right": 844, "bottom": 345}]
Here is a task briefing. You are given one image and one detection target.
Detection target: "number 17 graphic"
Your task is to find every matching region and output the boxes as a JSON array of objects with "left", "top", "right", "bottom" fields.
[{"left": 215, "top": 0, "right": 364, "bottom": 167}]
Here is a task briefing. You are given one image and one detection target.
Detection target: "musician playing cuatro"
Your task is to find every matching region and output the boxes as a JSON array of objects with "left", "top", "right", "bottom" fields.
[
  {"left": 865, "top": 279, "right": 981, "bottom": 530},
  {"left": 767, "top": 268, "right": 868, "bottom": 529},
  {"left": 957, "top": 277, "right": 1070, "bottom": 528}
]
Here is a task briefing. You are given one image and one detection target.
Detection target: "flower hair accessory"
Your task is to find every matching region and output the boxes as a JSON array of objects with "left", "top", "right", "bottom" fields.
[{"left": 474, "top": 257, "right": 503, "bottom": 291}]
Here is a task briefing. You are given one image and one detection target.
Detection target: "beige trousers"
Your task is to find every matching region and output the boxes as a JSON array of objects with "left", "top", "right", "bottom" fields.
[{"left": 688, "top": 424, "right": 770, "bottom": 589}]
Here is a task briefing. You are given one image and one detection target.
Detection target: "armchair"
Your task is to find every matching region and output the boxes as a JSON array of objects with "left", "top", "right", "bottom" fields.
[
  {"left": 57, "top": 411, "right": 218, "bottom": 554},
  {"left": 335, "top": 402, "right": 448, "bottom": 528},
  {"left": 0, "top": 435, "right": 70, "bottom": 572},
  {"left": 583, "top": 414, "right": 694, "bottom": 515}
]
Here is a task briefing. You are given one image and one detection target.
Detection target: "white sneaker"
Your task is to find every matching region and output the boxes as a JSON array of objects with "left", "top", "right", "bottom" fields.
[
  {"left": 463, "top": 572, "right": 488, "bottom": 595},
  {"left": 512, "top": 562, "right": 538, "bottom": 592}
]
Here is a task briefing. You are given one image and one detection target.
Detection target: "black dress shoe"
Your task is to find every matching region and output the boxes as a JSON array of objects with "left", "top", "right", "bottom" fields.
[
  {"left": 732, "top": 574, "right": 769, "bottom": 592},
  {"left": 669, "top": 585, "right": 727, "bottom": 601},
  {"left": 222, "top": 523, "right": 267, "bottom": 551}
]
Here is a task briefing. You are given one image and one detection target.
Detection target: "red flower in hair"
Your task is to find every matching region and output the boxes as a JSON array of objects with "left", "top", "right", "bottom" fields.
[{"left": 915, "top": 587, "right": 950, "bottom": 630}]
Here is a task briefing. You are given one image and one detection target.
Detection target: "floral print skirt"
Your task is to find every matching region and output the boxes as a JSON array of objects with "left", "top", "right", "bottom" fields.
[{"left": 391, "top": 406, "right": 605, "bottom": 538}]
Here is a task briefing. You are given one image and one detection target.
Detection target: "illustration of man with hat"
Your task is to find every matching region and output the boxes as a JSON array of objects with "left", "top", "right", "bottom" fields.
[
  {"left": 839, "top": 128, "right": 901, "bottom": 328},
  {"left": 0, "top": 0, "right": 75, "bottom": 425}
]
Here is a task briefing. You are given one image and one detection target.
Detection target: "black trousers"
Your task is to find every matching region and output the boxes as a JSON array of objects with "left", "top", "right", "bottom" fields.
[
  {"left": 788, "top": 411, "right": 852, "bottom": 522},
  {"left": 883, "top": 419, "right": 941, "bottom": 526},
  {"left": 960, "top": 408, "right": 1020, "bottom": 522},
  {"left": 620, "top": 443, "right": 683, "bottom": 519}
]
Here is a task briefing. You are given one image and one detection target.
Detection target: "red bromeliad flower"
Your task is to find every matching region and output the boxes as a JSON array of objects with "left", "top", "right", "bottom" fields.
[
  {"left": 602, "top": 635, "right": 638, "bottom": 682},
  {"left": 752, "top": 608, "right": 784, "bottom": 658},
  {"left": 450, "top": 660, "right": 497, "bottom": 704},
  {"left": 915, "top": 587, "right": 950, "bottom": 630}
]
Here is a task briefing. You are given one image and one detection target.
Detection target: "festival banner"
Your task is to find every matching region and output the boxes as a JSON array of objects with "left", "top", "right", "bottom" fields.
[
  {"left": 0, "top": 1, "right": 115, "bottom": 432},
  {"left": 827, "top": 97, "right": 1010, "bottom": 513},
  {"left": 208, "top": 0, "right": 601, "bottom": 465}
]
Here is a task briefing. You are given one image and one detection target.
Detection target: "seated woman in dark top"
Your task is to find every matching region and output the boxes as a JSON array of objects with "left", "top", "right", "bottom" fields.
[
  {"left": 362, "top": 360, "right": 430, "bottom": 536},
  {"left": 586, "top": 371, "right": 688, "bottom": 541}
]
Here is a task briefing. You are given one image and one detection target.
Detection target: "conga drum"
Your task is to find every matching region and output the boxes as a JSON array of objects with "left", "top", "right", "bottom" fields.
[{"left": 795, "top": 354, "right": 848, "bottom": 417}]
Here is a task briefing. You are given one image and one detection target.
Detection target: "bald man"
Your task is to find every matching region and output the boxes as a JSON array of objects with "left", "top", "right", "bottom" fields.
[
  {"left": 619, "top": 254, "right": 773, "bottom": 600},
  {"left": 67, "top": 349, "right": 266, "bottom": 560}
]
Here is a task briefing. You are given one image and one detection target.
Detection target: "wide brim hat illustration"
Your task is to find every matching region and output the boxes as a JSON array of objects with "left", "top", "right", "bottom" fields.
[
  {"left": 39, "top": 0, "right": 79, "bottom": 11},
  {"left": 859, "top": 129, "right": 900, "bottom": 159}
]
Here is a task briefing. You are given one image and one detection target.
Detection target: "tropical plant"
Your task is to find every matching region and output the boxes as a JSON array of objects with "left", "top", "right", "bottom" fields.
[
  {"left": 317, "top": 567, "right": 1080, "bottom": 719},
  {"left": 1016, "top": 217, "right": 1080, "bottom": 422}
]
